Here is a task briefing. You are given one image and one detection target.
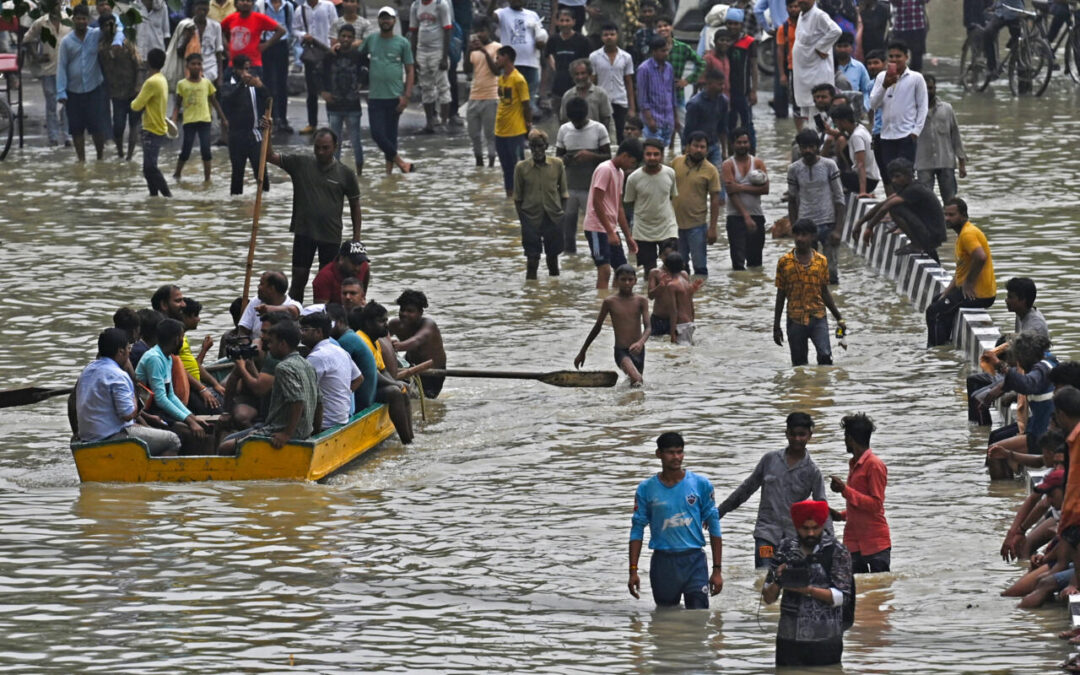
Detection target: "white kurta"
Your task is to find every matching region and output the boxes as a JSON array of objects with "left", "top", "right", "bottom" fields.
[{"left": 791, "top": 3, "right": 841, "bottom": 108}]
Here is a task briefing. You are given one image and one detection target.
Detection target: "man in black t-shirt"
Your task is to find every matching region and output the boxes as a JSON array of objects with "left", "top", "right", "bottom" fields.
[
  {"left": 853, "top": 157, "right": 945, "bottom": 261},
  {"left": 857, "top": 0, "right": 891, "bottom": 56},
  {"left": 544, "top": 8, "right": 592, "bottom": 108},
  {"left": 321, "top": 24, "right": 367, "bottom": 175}
]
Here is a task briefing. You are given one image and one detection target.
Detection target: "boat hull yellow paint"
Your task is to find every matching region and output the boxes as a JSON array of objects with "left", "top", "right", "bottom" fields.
[{"left": 71, "top": 404, "right": 396, "bottom": 483}]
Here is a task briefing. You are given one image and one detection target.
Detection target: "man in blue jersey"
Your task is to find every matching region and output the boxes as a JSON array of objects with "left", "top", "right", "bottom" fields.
[{"left": 629, "top": 432, "right": 724, "bottom": 608}]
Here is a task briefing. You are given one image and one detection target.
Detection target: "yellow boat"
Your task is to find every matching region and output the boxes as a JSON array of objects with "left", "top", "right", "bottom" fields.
[{"left": 71, "top": 403, "right": 396, "bottom": 483}]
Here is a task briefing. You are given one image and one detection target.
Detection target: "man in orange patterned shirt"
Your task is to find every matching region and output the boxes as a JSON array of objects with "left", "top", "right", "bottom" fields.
[{"left": 773, "top": 219, "right": 845, "bottom": 366}]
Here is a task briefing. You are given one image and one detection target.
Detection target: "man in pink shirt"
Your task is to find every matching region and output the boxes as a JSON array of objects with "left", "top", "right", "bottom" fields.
[
  {"left": 582, "top": 138, "right": 643, "bottom": 289},
  {"left": 829, "top": 412, "right": 891, "bottom": 573}
]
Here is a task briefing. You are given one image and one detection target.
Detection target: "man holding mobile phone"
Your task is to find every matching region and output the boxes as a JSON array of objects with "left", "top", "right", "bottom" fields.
[
  {"left": 868, "top": 40, "right": 927, "bottom": 184},
  {"left": 762, "top": 499, "right": 854, "bottom": 667}
]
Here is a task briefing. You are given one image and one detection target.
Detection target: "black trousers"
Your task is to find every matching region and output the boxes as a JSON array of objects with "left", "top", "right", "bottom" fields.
[
  {"left": 726, "top": 214, "right": 766, "bottom": 270},
  {"left": 612, "top": 103, "right": 629, "bottom": 144},
  {"left": 925, "top": 286, "right": 995, "bottom": 347},
  {"left": 776, "top": 636, "right": 844, "bottom": 667},
  {"left": 262, "top": 41, "right": 290, "bottom": 123},
  {"left": 303, "top": 62, "right": 321, "bottom": 126},
  {"left": 967, "top": 371, "right": 995, "bottom": 425},
  {"left": 891, "top": 202, "right": 943, "bottom": 261},
  {"left": 228, "top": 133, "right": 269, "bottom": 195}
]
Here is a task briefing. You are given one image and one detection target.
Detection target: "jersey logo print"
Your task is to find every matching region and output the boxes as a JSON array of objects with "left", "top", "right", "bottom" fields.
[
  {"left": 686, "top": 494, "right": 697, "bottom": 506},
  {"left": 661, "top": 512, "right": 692, "bottom": 531}
]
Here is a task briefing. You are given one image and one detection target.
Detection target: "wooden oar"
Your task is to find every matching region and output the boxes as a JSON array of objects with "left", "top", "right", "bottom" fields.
[
  {"left": 240, "top": 98, "right": 274, "bottom": 316},
  {"left": 0, "top": 386, "right": 74, "bottom": 409},
  {"left": 425, "top": 369, "right": 618, "bottom": 388},
  {"left": 397, "top": 360, "right": 434, "bottom": 380}
]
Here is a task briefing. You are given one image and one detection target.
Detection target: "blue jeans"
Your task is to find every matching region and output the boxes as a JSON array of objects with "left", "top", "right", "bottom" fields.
[
  {"left": 111, "top": 96, "right": 140, "bottom": 145},
  {"left": 179, "top": 121, "right": 212, "bottom": 161},
  {"left": 706, "top": 141, "right": 722, "bottom": 168},
  {"left": 677, "top": 224, "right": 709, "bottom": 276},
  {"left": 40, "top": 75, "right": 66, "bottom": 143},
  {"left": 517, "top": 65, "right": 540, "bottom": 113},
  {"left": 368, "top": 98, "right": 400, "bottom": 162},
  {"left": 728, "top": 94, "right": 756, "bottom": 151},
  {"left": 649, "top": 548, "right": 709, "bottom": 609},
  {"left": 495, "top": 133, "right": 525, "bottom": 194},
  {"left": 328, "top": 109, "right": 364, "bottom": 167},
  {"left": 787, "top": 316, "right": 832, "bottom": 366},
  {"left": 141, "top": 130, "right": 171, "bottom": 197},
  {"left": 643, "top": 124, "right": 673, "bottom": 146}
]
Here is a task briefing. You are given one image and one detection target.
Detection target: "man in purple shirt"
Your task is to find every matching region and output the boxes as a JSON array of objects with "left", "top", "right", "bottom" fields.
[{"left": 635, "top": 36, "right": 678, "bottom": 147}]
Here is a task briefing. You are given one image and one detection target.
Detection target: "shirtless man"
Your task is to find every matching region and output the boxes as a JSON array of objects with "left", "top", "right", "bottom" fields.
[
  {"left": 647, "top": 242, "right": 691, "bottom": 341},
  {"left": 574, "top": 264, "right": 651, "bottom": 386},
  {"left": 389, "top": 289, "right": 447, "bottom": 398}
]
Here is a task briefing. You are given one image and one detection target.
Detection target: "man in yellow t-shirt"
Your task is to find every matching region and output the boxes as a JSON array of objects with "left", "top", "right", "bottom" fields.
[
  {"left": 926, "top": 197, "right": 996, "bottom": 347},
  {"left": 172, "top": 52, "right": 228, "bottom": 181},
  {"left": 131, "top": 48, "right": 173, "bottom": 197},
  {"left": 494, "top": 45, "right": 532, "bottom": 197}
]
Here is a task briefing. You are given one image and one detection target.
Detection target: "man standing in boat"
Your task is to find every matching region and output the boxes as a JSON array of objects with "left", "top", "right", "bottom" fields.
[
  {"left": 628, "top": 432, "right": 724, "bottom": 608},
  {"left": 75, "top": 328, "right": 182, "bottom": 457},
  {"left": 263, "top": 125, "right": 363, "bottom": 304}
]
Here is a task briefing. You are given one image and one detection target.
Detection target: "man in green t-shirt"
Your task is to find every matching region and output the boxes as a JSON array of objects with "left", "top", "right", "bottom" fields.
[
  {"left": 360, "top": 7, "right": 417, "bottom": 175},
  {"left": 265, "top": 127, "right": 362, "bottom": 303}
]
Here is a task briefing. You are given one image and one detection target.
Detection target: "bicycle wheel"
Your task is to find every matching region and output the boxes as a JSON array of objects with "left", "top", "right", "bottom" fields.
[
  {"left": 1067, "top": 23, "right": 1080, "bottom": 84},
  {"left": 0, "top": 97, "right": 14, "bottom": 161},
  {"left": 1010, "top": 38, "right": 1054, "bottom": 94},
  {"left": 960, "top": 34, "right": 991, "bottom": 92}
]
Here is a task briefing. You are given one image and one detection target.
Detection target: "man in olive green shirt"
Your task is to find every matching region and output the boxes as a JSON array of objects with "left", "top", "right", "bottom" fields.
[
  {"left": 266, "top": 127, "right": 363, "bottom": 303},
  {"left": 513, "top": 128, "right": 569, "bottom": 279}
]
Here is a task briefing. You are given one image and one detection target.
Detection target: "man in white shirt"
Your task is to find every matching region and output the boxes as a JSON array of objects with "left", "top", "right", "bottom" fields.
[
  {"left": 300, "top": 312, "right": 363, "bottom": 430},
  {"left": 589, "top": 24, "right": 635, "bottom": 142},
  {"left": 625, "top": 137, "right": 678, "bottom": 275},
  {"left": 293, "top": 0, "right": 337, "bottom": 133},
  {"left": 556, "top": 96, "right": 611, "bottom": 253},
  {"left": 791, "top": 0, "right": 840, "bottom": 119},
  {"left": 868, "top": 40, "right": 927, "bottom": 189},
  {"left": 492, "top": 0, "right": 548, "bottom": 114},
  {"left": 134, "top": 0, "right": 172, "bottom": 61},
  {"left": 238, "top": 271, "right": 304, "bottom": 337},
  {"left": 829, "top": 104, "right": 880, "bottom": 196}
]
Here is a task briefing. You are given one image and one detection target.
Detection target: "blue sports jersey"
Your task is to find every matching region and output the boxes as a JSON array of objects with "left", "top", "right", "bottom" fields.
[{"left": 630, "top": 470, "right": 722, "bottom": 550}]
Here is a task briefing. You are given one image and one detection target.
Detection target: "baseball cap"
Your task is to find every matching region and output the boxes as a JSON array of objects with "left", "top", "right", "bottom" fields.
[{"left": 378, "top": 5, "right": 397, "bottom": 16}]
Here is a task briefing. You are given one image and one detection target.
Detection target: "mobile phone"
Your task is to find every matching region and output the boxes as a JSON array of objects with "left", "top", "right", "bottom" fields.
[{"left": 886, "top": 62, "right": 897, "bottom": 77}]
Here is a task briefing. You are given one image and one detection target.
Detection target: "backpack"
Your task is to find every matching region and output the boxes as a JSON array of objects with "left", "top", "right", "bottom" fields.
[{"left": 817, "top": 544, "right": 856, "bottom": 631}]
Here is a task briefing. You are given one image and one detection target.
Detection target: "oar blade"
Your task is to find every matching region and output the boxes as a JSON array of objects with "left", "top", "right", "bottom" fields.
[
  {"left": 0, "top": 387, "right": 74, "bottom": 409},
  {"left": 537, "top": 370, "right": 619, "bottom": 388}
]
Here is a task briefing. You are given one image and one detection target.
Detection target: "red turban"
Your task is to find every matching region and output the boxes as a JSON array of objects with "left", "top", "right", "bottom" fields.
[{"left": 790, "top": 500, "right": 829, "bottom": 527}]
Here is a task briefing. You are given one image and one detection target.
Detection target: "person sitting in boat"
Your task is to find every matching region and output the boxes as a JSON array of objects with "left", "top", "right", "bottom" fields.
[
  {"left": 299, "top": 311, "right": 363, "bottom": 431},
  {"left": 221, "top": 310, "right": 293, "bottom": 431},
  {"left": 151, "top": 284, "right": 225, "bottom": 415},
  {"left": 352, "top": 302, "right": 414, "bottom": 445},
  {"left": 389, "top": 290, "right": 447, "bottom": 399},
  {"left": 340, "top": 276, "right": 366, "bottom": 315},
  {"left": 236, "top": 271, "right": 304, "bottom": 342},
  {"left": 217, "top": 297, "right": 245, "bottom": 360},
  {"left": 312, "top": 241, "right": 371, "bottom": 306},
  {"left": 131, "top": 309, "right": 165, "bottom": 369},
  {"left": 218, "top": 320, "right": 323, "bottom": 455},
  {"left": 74, "top": 328, "right": 183, "bottom": 456},
  {"left": 327, "top": 303, "right": 379, "bottom": 412},
  {"left": 133, "top": 318, "right": 209, "bottom": 453}
]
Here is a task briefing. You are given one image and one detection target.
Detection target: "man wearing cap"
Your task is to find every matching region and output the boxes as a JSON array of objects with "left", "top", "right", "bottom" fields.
[
  {"left": 628, "top": 432, "right": 724, "bottom": 609},
  {"left": 312, "top": 241, "right": 372, "bottom": 305},
  {"left": 264, "top": 126, "right": 363, "bottom": 304},
  {"left": 828, "top": 413, "right": 891, "bottom": 573},
  {"left": 762, "top": 499, "right": 854, "bottom": 667},
  {"left": 361, "top": 7, "right": 418, "bottom": 175}
]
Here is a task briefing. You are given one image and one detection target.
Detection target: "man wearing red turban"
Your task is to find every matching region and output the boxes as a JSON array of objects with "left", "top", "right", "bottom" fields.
[{"left": 761, "top": 498, "right": 854, "bottom": 667}]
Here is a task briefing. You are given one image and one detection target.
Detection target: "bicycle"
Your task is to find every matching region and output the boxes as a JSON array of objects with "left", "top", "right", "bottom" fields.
[
  {"left": 1032, "top": 0, "right": 1080, "bottom": 84},
  {"left": 960, "top": 6, "right": 1055, "bottom": 95}
]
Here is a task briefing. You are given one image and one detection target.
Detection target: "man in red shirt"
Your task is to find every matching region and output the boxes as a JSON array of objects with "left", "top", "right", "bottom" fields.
[
  {"left": 221, "top": 0, "right": 286, "bottom": 73},
  {"left": 312, "top": 240, "right": 370, "bottom": 305},
  {"left": 829, "top": 412, "right": 891, "bottom": 573}
]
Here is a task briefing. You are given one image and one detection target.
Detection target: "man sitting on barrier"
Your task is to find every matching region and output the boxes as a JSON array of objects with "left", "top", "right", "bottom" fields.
[
  {"left": 924, "top": 197, "right": 996, "bottom": 347},
  {"left": 853, "top": 157, "right": 945, "bottom": 262}
]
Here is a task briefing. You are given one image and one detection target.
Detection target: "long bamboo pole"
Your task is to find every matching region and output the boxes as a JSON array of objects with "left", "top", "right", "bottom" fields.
[{"left": 240, "top": 98, "right": 274, "bottom": 315}]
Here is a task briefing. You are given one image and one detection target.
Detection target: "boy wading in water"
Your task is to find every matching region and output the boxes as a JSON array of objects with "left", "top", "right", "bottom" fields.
[
  {"left": 574, "top": 264, "right": 651, "bottom": 386},
  {"left": 649, "top": 251, "right": 702, "bottom": 345}
]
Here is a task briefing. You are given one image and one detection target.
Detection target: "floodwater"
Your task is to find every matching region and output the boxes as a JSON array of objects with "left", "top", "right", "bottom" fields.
[{"left": 1, "top": 5, "right": 1079, "bottom": 672}]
